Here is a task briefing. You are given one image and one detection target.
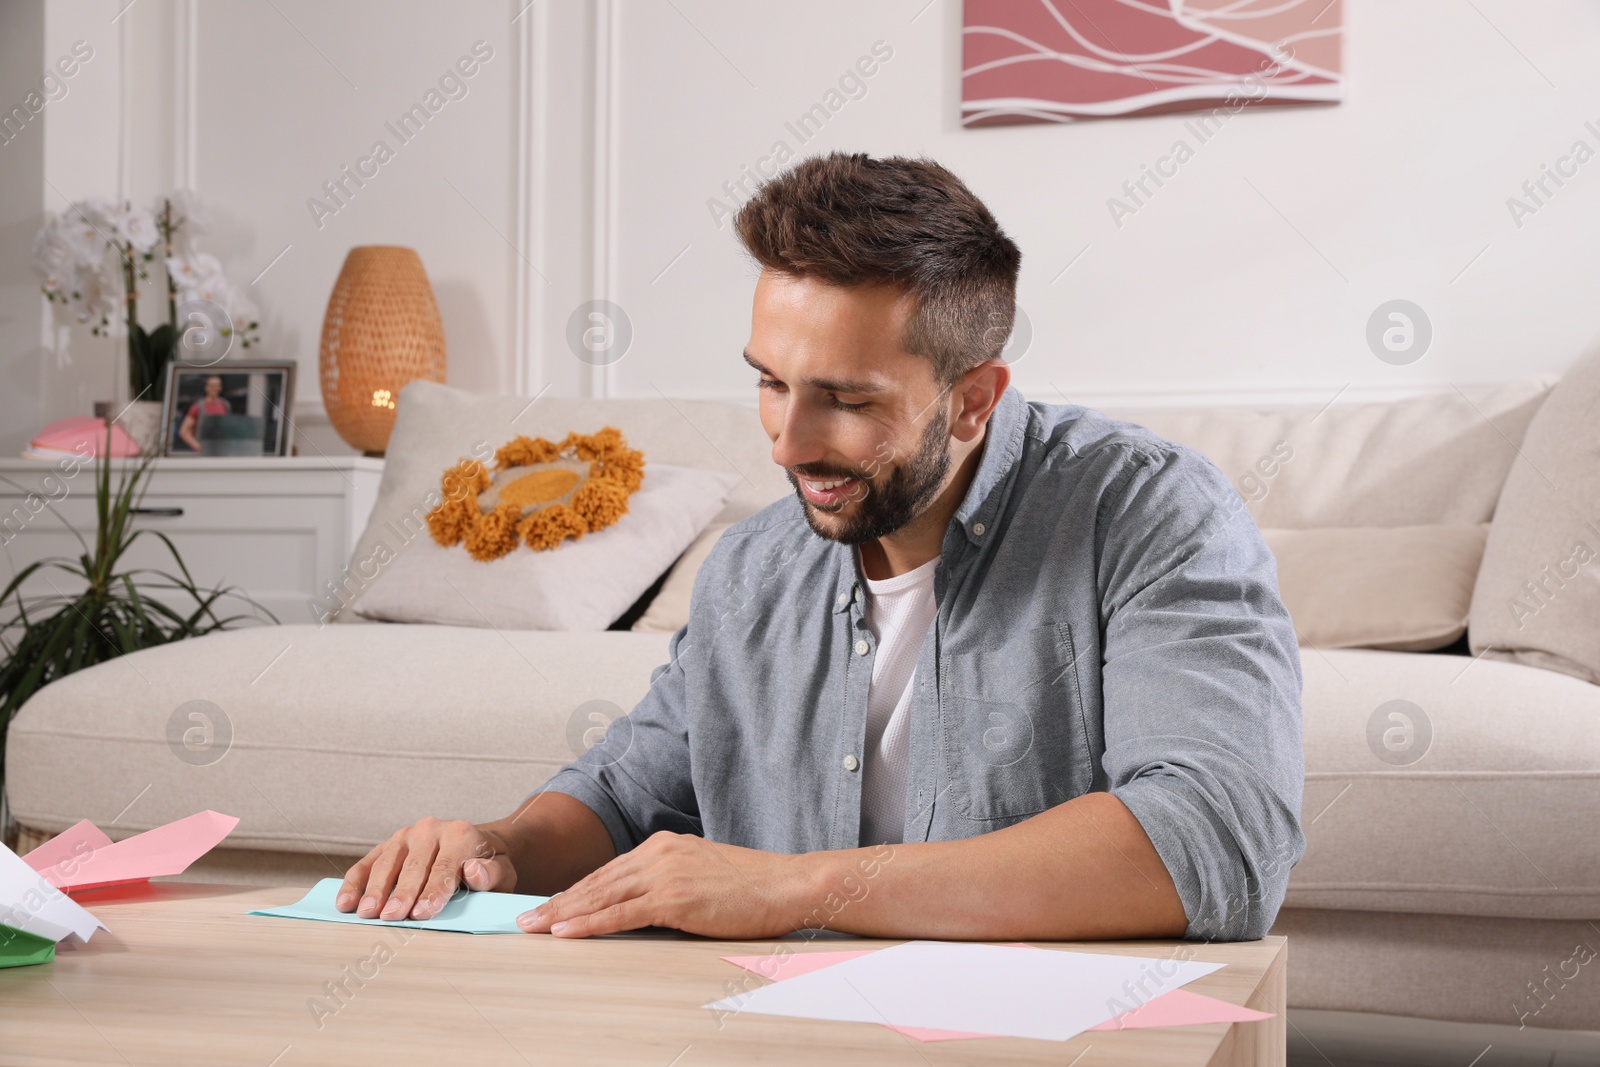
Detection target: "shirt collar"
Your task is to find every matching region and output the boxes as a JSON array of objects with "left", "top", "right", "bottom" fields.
[{"left": 951, "top": 383, "right": 1029, "bottom": 547}]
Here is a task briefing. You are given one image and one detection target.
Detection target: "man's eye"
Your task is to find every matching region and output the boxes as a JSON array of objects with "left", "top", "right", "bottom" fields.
[{"left": 756, "top": 377, "right": 783, "bottom": 391}]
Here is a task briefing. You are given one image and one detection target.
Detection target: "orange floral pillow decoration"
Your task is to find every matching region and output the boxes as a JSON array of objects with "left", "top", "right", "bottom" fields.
[{"left": 425, "top": 427, "right": 645, "bottom": 560}]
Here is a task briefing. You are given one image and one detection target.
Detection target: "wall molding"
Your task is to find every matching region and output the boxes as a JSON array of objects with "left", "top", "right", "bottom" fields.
[
  {"left": 513, "top": 0, "right": 538, "bottom": 397},
  {"left": 173, "top": 0, "right": 197, "bottom": 191},
  {"left": 116, "top": 7, "right": 132, "bottom": 204},
  {"left": 517, "top": 0, "right": 606, "bottom": 400},
  {"left": 110, "top": 5, "right": 134, "bottom": 406},
  {"left": 589, "top": 0, "right": 617, "bottom": 399}
]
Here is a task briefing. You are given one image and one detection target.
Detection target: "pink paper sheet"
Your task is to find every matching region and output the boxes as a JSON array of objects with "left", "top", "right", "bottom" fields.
[
  {"left": 23, "top": 811, "right": 239, "bottom": 892},
  {"left": 721, "top": 945, "right": 1272, "bottom": 1042},
  {"left": 31, "top": 414, "right": 141, "bottom": 458},
  {"left": 1088, "top": 987, "right": 1273, "bottom": 1030}
]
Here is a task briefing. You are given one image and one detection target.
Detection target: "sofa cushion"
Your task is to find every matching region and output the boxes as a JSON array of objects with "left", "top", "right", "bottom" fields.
[
  {"left": 3, "top": 624, "right": 672, "bottom": 856},
  {"left": 13, "top": 627, "right": 1598, "bottom": 927},
  {"left": 331, "top": 380, "right": 789, "bottom": 623},
  {"left": 1273, "top": 908, "right": 1600, "bottom": 1030},
  {"left": 1292, "top": 648, "right": 1600, "bottom": 920},
  {"left": 1107, "top": 378, "right": 1552, "bottom": 528},
  {"left": 1470, "top": 346, "right": 1600, "bottom": 685},
  {"left": 1262, "top": 525, "right": 1487, "bottom": 651},
  {"left": 632, "top": 521, "right": 732, "bottom": 634},
  {"left": 353, "top": 464, "right": 739, "bottom": 631}
]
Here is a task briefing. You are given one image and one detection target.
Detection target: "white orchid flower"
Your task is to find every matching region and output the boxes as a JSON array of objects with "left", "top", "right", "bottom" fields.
[{"left": 115, "top": 206, "right": 161, "bottom": 254}]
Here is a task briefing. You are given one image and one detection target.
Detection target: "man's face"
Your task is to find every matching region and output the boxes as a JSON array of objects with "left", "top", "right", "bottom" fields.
[
  {"left": 204, "top": 376, "right": 222, "bottom": 398},
  {"left": 746, "top": 272, "right": 954, "bottom": 546}
]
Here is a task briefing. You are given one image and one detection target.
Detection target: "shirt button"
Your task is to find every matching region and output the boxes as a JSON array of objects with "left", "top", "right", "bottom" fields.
[
  {"left": 843, "top": 754, "right": 860, "bottom": 772},
  {"left": 854, "top": 587, "right": 863, "bottom": 603},
  {"left": 973, "top": 522, "right": 986, "bottom": 536},
  {"left": 854, "top": 639, "right": 870, "bottom": 656},
  {"left": 836, "top": 592, "right": 848, "bottom": 607}
]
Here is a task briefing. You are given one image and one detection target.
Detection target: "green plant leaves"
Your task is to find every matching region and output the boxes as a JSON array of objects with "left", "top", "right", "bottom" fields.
[{"left": 0, "top": 424, "right": 275, "bottom": 783}]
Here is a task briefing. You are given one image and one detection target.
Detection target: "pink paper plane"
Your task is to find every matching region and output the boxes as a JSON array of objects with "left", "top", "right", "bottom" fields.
[{"left": 23, "top": 811, "right": 239, "bottom": 892}]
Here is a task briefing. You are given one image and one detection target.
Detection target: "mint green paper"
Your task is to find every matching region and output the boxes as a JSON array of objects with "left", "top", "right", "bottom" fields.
[
  {"left": 0, "top": 923, "right": 57, "bottom": 968},
  {"left": 249, "top": 878, "right": 550, "bottom": 934}
]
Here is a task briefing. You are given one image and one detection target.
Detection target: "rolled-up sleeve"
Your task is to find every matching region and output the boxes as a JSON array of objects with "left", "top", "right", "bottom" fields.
[
  {"left": 532, "top": 619, "right": 703, "bottom": 854},
  {"left": 1096, "top": 445, "right": 1305, "bottom": 941}
]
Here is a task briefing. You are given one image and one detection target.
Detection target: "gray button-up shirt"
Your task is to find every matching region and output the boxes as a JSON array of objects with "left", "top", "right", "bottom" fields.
[{"left": 538, "top": 385, "right": 1305, "bottom": 940}]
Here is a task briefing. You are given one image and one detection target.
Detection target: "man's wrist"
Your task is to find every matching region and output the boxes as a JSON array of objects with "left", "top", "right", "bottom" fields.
[
  {"left": 475, "top": 816, "right": 528, "bottom": 883},
  {"left": 785, "top": 845, "right": 894, "bottom": 936},
  {"left": 773, "top": 849, "right": 830, "bottom": 934},
  {"left": 483, "top": 791, "right": 618, "bottom": 895},
  {"left": 790, "top": 849, "right": 834, "bottom": 919}
]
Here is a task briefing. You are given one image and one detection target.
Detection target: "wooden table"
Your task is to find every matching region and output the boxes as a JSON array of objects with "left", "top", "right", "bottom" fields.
[{"left": 0, "top": 883, "right": 1286, "bottom": 1066}]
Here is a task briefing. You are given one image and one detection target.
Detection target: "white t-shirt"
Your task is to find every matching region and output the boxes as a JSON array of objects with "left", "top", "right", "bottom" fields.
[{"left": 855, "top": 547, "right": 940, "bottom": 847}]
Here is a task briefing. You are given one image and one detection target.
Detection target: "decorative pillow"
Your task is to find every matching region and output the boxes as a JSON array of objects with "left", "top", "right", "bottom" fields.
[
  {"left": 1262, "top": 525, "right": 1488, "bottom": 651},
  {"left": 354, "top": 463, "right": 740, "bottom": 631},
  {"left": 1111, "top": 378, "right": 1552, "bottom": 528},
  {"left": 632, "top": 521, "right": 733, "bottom": 634},
  {"left": 1470, "top": 346, "right": 1600, "bottom": 683},
  {"left": 330, "top": 380, "right": 790, "bottom": 626},
  {"left": 426, "top": 428, "right": 644, "bottom": 559}
]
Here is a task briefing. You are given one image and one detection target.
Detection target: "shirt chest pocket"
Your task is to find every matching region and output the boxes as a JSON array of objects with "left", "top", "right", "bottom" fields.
[{"left": 940, "top": 620, "right": 1094, "bottom": 822}]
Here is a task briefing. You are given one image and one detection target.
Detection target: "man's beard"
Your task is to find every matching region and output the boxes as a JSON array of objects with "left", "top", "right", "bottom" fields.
[{"left": 787, "top": 405, "right": 952, "bottom": 546}]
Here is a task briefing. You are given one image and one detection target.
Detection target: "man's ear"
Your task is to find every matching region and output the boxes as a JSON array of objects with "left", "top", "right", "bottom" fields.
[{"left": 951, "top": 360, "right": 1009, "bottom": 444}]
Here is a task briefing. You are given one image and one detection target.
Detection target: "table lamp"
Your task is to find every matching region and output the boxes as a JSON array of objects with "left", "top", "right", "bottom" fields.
[{"left": 318, "top": 246, "right": 447, "bottom": 455}]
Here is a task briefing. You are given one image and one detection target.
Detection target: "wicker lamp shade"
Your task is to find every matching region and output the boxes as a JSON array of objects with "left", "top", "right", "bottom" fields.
[{"left": 318, "top": 246, "right": 447, "bottom": 455}]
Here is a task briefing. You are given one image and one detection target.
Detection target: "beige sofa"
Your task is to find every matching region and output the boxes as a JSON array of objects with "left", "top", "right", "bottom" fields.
[{"left": 8, "top": 370, "right": 1599, "bottom": 1038}]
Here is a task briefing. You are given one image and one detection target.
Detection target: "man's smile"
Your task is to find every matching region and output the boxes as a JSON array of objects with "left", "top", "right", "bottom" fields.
[{"left": 796, "top": 473, "right": 864, "bottom": 509}]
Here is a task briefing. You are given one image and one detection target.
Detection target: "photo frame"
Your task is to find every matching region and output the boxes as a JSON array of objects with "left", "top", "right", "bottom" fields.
[{"left": 161, "top": 360, "right": 297, "bottom": 458}]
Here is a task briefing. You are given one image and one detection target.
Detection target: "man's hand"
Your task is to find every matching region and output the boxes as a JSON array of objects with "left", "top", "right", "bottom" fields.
[
  {"left": 337, "top": 816, "right": 518, "bottom": 921},
  {"left": 516, "top": 831, "right": 816, "bottom": 939}
]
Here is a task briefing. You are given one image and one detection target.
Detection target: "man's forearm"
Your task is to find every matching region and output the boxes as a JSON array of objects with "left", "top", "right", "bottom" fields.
[
  {"left": 798, "top": 792, "right": 1189, "bottom": 940},
  {"left": 483, "top": 791, "right": 617, "bottom": 897}
]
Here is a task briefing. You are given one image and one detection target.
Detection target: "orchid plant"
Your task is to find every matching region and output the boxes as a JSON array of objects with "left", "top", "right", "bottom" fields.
[{"left": 32, "top": 191, "right": 261, "bottom": 403}]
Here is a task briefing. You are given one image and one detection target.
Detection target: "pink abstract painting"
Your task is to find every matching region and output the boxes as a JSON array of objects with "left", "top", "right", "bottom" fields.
[{"left": 962, "top": 0, "right": 1343, "bottom": 127}]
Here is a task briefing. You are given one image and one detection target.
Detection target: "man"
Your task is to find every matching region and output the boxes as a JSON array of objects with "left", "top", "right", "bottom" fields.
[
  {"left": 177, "top": 374, "right": 230, "bottom": 452},
  {"left": 339, "top": 153, "right": 1304, "bottom": 942}
]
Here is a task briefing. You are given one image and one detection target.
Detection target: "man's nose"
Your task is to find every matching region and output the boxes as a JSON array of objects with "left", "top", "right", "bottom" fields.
[{"left": 770, "top": 401, "right": 829, "bottom": 472}]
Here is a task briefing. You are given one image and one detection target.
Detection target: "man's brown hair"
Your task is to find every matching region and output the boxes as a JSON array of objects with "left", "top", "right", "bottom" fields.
[{"left": 733, "top": 152, "right": 1022, "bottom": 386}]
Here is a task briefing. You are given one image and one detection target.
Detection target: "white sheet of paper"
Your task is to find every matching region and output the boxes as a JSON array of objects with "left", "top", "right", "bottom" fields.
[
  {"left": 0, "top": 841, "right": 106, "bottom": 944},
  {"left": 705, "top": 941, "right": 1224, "bottom": 1042}
]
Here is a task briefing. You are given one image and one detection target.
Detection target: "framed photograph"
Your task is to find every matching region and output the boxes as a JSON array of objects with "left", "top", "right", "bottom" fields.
[{"left": 161, "top": 360, "right": 297, "bottom": 457}]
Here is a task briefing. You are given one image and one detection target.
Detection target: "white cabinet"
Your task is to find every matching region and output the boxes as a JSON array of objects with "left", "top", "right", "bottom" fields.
[{"left": 0, "top": 457, "right": 383, "bottom": 627}]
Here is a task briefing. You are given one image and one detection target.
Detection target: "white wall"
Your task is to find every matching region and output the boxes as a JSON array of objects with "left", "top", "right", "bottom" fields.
[
  {"left": 0, "top": 1, "right": 49, "bottom": 448},
  {"left": 191, "top": 3, "right": 519, "bottom": 398},
  {"left": 37, "top": 0, "right": 130, "bottom": 426},
  {"left": 6, "top": 0, "right": 1600, "bottom": 456},
  {"left": 604, "top": 0, "right": 1600, "bottom": 405},
  {"left": 12, "top": 0, "right": 549, "bottom": 455}
]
